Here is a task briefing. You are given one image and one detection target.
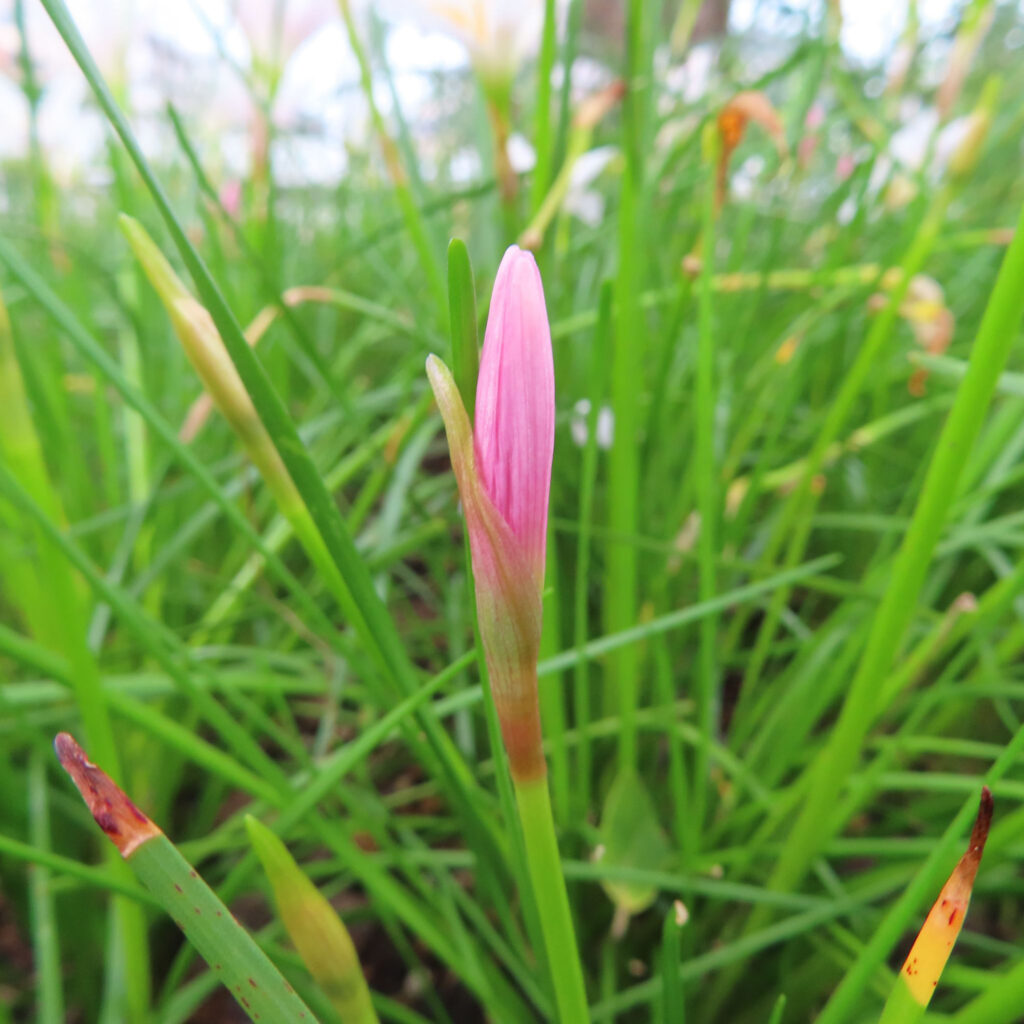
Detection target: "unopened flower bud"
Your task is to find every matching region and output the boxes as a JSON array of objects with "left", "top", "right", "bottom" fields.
[{"left": 426, "top": 246, "right": 554, "bottom": 782}]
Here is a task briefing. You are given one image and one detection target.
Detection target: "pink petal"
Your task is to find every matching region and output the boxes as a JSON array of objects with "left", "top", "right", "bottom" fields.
[{"left": 474, "top": 245, "right": 554, "bottom": 587}]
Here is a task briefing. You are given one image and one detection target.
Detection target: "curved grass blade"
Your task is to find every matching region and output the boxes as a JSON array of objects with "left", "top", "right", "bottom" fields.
[{"left": 54, "top": 733, "right": 320, "bottom": 1024}]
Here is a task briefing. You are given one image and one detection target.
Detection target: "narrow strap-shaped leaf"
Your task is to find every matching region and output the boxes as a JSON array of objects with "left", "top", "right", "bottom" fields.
[
  {"left": 54, "top": 733, "right": 320, "bottom": 1024},
  {"left": 447, "top": 238, "right": 479, "bottom": 421},
  {"left": 660, "top": 900, "right": 687, "bottom": 1024}
]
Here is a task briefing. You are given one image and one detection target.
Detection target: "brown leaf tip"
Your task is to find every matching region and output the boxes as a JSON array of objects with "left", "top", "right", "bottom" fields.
[
  {"left": 969, "top": 786, "right": 993, "bottom": 860},
  {"left": 54, "top": 733, "right": 160, "bottom": 857}
]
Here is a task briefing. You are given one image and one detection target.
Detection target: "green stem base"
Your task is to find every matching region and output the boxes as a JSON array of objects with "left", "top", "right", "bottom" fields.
[{"left": 514, "top": 776, "right": 589, "bottom": 1023}]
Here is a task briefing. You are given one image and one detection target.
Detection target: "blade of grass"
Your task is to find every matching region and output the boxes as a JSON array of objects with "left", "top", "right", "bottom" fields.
[
  {"left": 528, "top": 0, "right": 559, "bottom": 216},
  {"left": 659, "top": 901, "right": 686, "bottom": 1024},
  {"left": 692, "top": 123, "right": 721, "bottom": 835},
  {"left": 572, "top": 280, "right": 613, "bottom": 822},
  {"left": 27, "top": 750, "right": 65, "bottom": 1024},
  {"left": 604, "top": 0, "right": 652, "bottom": 769}
]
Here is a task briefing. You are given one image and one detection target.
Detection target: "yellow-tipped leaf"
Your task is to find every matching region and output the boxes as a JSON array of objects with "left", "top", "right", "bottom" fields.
[{"left": 879, "top": 787, "right": 993, "bottom": 1023}]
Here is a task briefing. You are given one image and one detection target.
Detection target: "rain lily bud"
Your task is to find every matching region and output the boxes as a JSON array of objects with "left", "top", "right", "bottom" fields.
[
  {"left": 120, "top": 215, "right": 301, "bottom": 516},
  {"left": 474, "top": 249, "right": 555, "bottom": 587},
  {"left": 426, "top": 245, "right": 554, "bottom": 781}
]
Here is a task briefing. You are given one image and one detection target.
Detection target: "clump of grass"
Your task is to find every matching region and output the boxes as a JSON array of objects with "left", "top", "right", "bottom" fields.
[{"left": 1, "top": 0, "right": 1023, "bottom": 1022}]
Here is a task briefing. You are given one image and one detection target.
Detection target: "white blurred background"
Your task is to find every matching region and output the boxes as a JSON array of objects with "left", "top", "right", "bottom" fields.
[{"left": 0, "top": 0, "right": 1015, "bottom": 191}]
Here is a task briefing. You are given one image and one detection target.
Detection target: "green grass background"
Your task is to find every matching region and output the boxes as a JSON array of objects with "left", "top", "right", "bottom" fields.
[{"left": 1, "top": 0, "right": 1024, "bottom": 1021}]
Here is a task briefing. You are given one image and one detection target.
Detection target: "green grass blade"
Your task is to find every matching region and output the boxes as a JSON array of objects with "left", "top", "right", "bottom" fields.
[
  {"left": 27, "top": 750, "right": 65, "bottom": 1024},
  {"left": 447, "top": 238, "right": 479, "bottom": 420},
  {"left": 514, "top": 777, "right": 589, "bottom": 1024},
  {"left": 528, "top": 0, "right": 559, "bottom": 215},
  {"left": 571, "top": 280, "right": 613, "bottom": 822},
  {"left": 766, "top": 993, "right": 787, "bottom": 1024},
  {"left": 692, "top": 124, "right": 722, "bottom": 833},
  {"left": 659, "top": 901, "right": 686, "bottom": 1024}
]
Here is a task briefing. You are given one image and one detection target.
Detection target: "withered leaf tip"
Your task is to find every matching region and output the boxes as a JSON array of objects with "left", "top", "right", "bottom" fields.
[
  {"left": 970, "top": 786, "right": 993, "bottom": 859},
  {"left": 53, "top": 732, "right": 160, "bottom": 857}
]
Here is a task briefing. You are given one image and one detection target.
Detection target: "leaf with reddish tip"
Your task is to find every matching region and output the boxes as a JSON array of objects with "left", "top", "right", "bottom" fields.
[
  {"left": 54, "top": 733, "right": 320, "bottom": 1024},
  {"left": 54, "top": 733, "right": 159, "bottom": 858},
  {"left": 879, "top": 787, "right": 993, "bottom": 1024}
]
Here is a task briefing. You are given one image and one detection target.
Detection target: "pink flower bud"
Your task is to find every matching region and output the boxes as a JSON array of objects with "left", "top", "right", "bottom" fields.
[
  {"left": 426, "top": 245, "right": 555, "bottom": 781},
  {"left": 474, "top": 246, "right": 555, "bottom": 589}
]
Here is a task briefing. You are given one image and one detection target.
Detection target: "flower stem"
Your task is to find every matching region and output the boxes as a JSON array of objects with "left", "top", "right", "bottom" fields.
[{"left": 514, "top": 776, "right": 589, "bottom": 1023}]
